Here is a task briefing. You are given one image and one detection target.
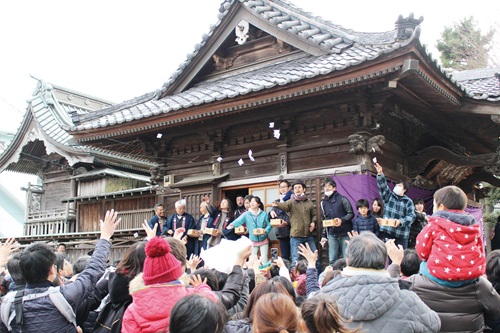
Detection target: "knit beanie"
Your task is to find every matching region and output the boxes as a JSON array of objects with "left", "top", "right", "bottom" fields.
[{"left": 143, "top": 237, "right": 184, "bottom": 285}]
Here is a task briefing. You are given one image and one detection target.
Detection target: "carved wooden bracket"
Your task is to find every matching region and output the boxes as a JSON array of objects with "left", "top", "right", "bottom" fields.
[
  {"left": 408, "top": 146, "right": 500, "bottom": 178},
  {"left": 213, "top": 54, "right": 234, "bottom": 71},
  {"left": 347, "top": 132, "right": 386, "bottom": 154}
]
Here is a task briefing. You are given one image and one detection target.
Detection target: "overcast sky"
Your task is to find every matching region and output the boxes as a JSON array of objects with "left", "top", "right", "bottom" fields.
[{"left": 1, "top": 0, "right": 499, "bottom": 133}]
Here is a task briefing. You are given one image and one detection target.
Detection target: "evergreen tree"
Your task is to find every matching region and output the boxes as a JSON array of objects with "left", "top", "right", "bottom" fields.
[{"left": 437, "top": 16, "right": 495, "bottom": 70}]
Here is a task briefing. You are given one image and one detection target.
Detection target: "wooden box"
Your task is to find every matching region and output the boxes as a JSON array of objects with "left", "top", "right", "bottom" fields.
[
  {"left": 235, "top": 226, "right": 248, "bottom": 235},
  {"left": 380, "top": 218, "right": 397, "bottom": 227},
  {"left": 203, "top": 228, "right": 216, "bottom": 235},
  {"left": 270, "top": 219, "right": 282, "bottom": 227},
  {"left": 253, "top": 228, "right": 266, "bottom": 236},
  {"left": 323, "top": 218, "right": 341, "bottom": 228},
  {"left": 322, "top": 219, "right": 335, "bottom": 227},
  {"left": 187, "top": 229, "right": 198, "bottom": 237}
]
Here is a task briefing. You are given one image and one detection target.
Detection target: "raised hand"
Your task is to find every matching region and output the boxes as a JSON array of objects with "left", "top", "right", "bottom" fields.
[
  {"left": 385, "top": 239, "right": 404, "bottom": 265},
  {"left": 142, "top": 220, "right": 157, "bottom": 239},
  {"left": 190, "top": 274, "right": 208, "bottom": 288},
  {"left": 173, "top": 227, "right": 186, "bottom": 240},
  {"left": 187, "top": 254, "right": 201, "bottom": 272},
  {"left": 236, "top": 244, "right": 252, "bottom": 266},
  {"left": 0, "top": 238, "right": 16, "bottom": 267},
  {"left": 297, "top": 243, "right": 318, "bottom": 268},
  {"left": 100, "top": 209, "right": 121, "bottom": 241}
]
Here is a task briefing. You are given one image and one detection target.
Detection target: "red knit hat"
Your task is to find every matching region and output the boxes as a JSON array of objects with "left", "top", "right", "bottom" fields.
[{"left": 143, "top": 237, "right": 183, "bottom": 285}]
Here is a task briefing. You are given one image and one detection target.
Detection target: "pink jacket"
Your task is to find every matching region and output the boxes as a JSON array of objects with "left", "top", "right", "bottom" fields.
[{"left": 121, "top": 273, "right": 217, "bottom": 333}]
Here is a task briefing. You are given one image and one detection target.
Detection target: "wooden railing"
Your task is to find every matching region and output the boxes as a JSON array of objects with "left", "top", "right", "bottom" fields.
[
  {"left": 24, "top": 208, "right": 77, "bottom": 236},
  {"left": 23, "top": 208, "right": 153, "bottom": 236},
  {"left": 116, "top": 209, "right": 153, "bottom": 230}
]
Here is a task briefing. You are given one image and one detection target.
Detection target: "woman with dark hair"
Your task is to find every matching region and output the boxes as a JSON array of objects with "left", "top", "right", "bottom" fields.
[
  {"left": 371, "top": 197, "right": 385, "bottom": 219},
  {"left": 252, "top": 293, "right": 300, "bottom": 333},
  {"left": 94, "top": 241, "right": 146, "bottom": 333},
  {"left": 301, "top": 294, "right": 361, "bottom": 333},
  {"left": 208, "top": 197, "right": 237, "bottom": 246},
  {"left": 170, "top": 294, "right": 228, "bottom": 333},
  {"left": 227, "top": 196, "right": 272, "bottom": 263},
  {"left": 227, "top": 279, "right": 296, "bottom": 332}
]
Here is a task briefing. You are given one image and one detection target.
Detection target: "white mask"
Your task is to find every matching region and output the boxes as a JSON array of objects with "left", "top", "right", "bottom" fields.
[
  {"left": 325, "top": 191, "right": 333, "bottom": 197},
  {"left": 393, "top": 185, "right": 404, "bottom": 196}
]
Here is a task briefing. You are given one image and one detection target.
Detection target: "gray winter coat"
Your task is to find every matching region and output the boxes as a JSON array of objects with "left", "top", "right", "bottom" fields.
[
  {"left": 321, "top": 273, "right": 441, "bottom": 333},
  {"left": 0, "top": 239, "right": 111, "bottom": 333}
]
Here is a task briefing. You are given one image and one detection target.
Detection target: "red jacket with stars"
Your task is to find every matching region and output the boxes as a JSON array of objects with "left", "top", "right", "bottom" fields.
[{"left": 415, "top": 210, "right": 485, "bottom": 281}]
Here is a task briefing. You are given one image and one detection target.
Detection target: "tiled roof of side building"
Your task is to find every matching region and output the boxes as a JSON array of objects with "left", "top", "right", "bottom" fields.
[
  {"left": 0, "top": 79, "right": 157, "bottom": 174},
  {"left": 451, "top": 67, "right": 500, "bottom": 101}
]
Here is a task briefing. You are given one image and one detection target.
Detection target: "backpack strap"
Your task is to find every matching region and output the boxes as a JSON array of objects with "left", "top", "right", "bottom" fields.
[
  {"left": 13, "top": 290, "right": 24, "bottom": 326},
  {"left": 46, "top": 287, "right": 77, "bottom": 328},
  {"left": 2, "top": 286, "right": 77, "bottom": 329},
  {"left": 1, "top": 291, "right": 16, "bottom": 330}
]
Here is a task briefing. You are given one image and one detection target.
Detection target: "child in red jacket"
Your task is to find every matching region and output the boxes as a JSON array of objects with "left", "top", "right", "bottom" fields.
[{"left": 416, "top": 186, "right": 485, "bottom": 286}]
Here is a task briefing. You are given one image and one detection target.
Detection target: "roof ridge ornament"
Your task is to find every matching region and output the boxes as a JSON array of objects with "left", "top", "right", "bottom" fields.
[
  {"left": 394, "top": 13, "right": 423, "bottom": 40},
  {"left": 235, "top": 19, "right": 250, "bottom": 44}
]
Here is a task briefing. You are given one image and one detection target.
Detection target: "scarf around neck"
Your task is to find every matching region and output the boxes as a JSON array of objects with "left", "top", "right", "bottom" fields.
[{"left": 292, "top": 193, "right": 308, "bottom": 203}]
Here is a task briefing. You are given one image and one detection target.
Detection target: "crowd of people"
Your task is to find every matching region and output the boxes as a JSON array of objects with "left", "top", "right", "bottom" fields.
[{"left": 0, "top": 161, "right": 499, "bottom": 332}]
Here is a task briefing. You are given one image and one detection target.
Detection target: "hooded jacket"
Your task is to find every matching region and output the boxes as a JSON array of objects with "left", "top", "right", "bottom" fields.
[
  {"left": 416, "top": 210, "right": 485, "bottom": 281},
  {"left": 121, "top": 273, "right": 217, "bottom": 333},
  {"left": 321, "top": 273, "right": 441, "bottom": 333}
]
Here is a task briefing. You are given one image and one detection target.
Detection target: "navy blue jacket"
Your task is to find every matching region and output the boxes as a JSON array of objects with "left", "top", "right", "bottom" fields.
[
  {"left": 269, "top": 190, "right": 293, "bottom": 239},
  {"left": 148, "top": 214, "right": 164, "bottom": 236},
  {"left": 320, "top": 191, "right": 354, "bottom": 238},
  {"left": 352, "top": 214, "right": 379, "bottom": 236}
]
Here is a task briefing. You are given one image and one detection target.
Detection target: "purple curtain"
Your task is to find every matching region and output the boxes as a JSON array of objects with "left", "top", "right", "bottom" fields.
[
  {"left": 330, "top": 172, "right": 484, "bottom": 240},
  {"left": 331, "top": 173, "right": 435, "bottom": 215},
  {"left": 465, "top": 205, "right": 485, "bottom": 247}
]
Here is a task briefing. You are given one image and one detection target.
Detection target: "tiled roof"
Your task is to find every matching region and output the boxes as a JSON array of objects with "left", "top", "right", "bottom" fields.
[
  {"left": 69, "top": 0, "right": 425, "bottom": 134},
  {"left": 158, "top": 0, "right": 409, "bottom": 94},
  {"left": 0, "top": 79, "right": 157, "bottom": 174},
  {"left": 67, "top": 0, "right": 498, "bottom": 135},
  {"left": 451, "top": 67, "right": 500, "bottom": 102},
  {"left": 71, "top": 50, "right": 403, "bottom": 133}
]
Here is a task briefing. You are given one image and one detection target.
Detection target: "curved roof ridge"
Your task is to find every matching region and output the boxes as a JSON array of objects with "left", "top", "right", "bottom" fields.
[
  {"left": 0, "top": 78, "right": 158, "bottom": 174},
  {"left": 75, "top": 1, "right": 423, "bottom": 124},
  {"left": 156, "top": 0, "right": 422, "bottom": 97}
]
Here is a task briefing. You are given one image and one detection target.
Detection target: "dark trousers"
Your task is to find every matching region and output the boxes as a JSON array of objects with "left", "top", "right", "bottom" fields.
[{"left": 278, "top": 237, "right": 291, "bottom": 262}]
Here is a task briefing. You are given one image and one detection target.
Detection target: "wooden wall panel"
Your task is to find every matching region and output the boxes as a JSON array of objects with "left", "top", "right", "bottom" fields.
[
  {"left": 77, "top": 195, "right": 156, "bottom": 232},
  {"left": 44, "top": 180, "right": 71, "bottom": 210},
  {"left": 78, "top": 179, "right": 106, "bottom": 196}
]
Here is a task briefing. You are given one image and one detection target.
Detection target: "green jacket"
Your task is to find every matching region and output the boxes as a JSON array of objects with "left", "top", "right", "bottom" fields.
[{"left": 275, "top": 198, "right": 316, "bottom": 238}]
